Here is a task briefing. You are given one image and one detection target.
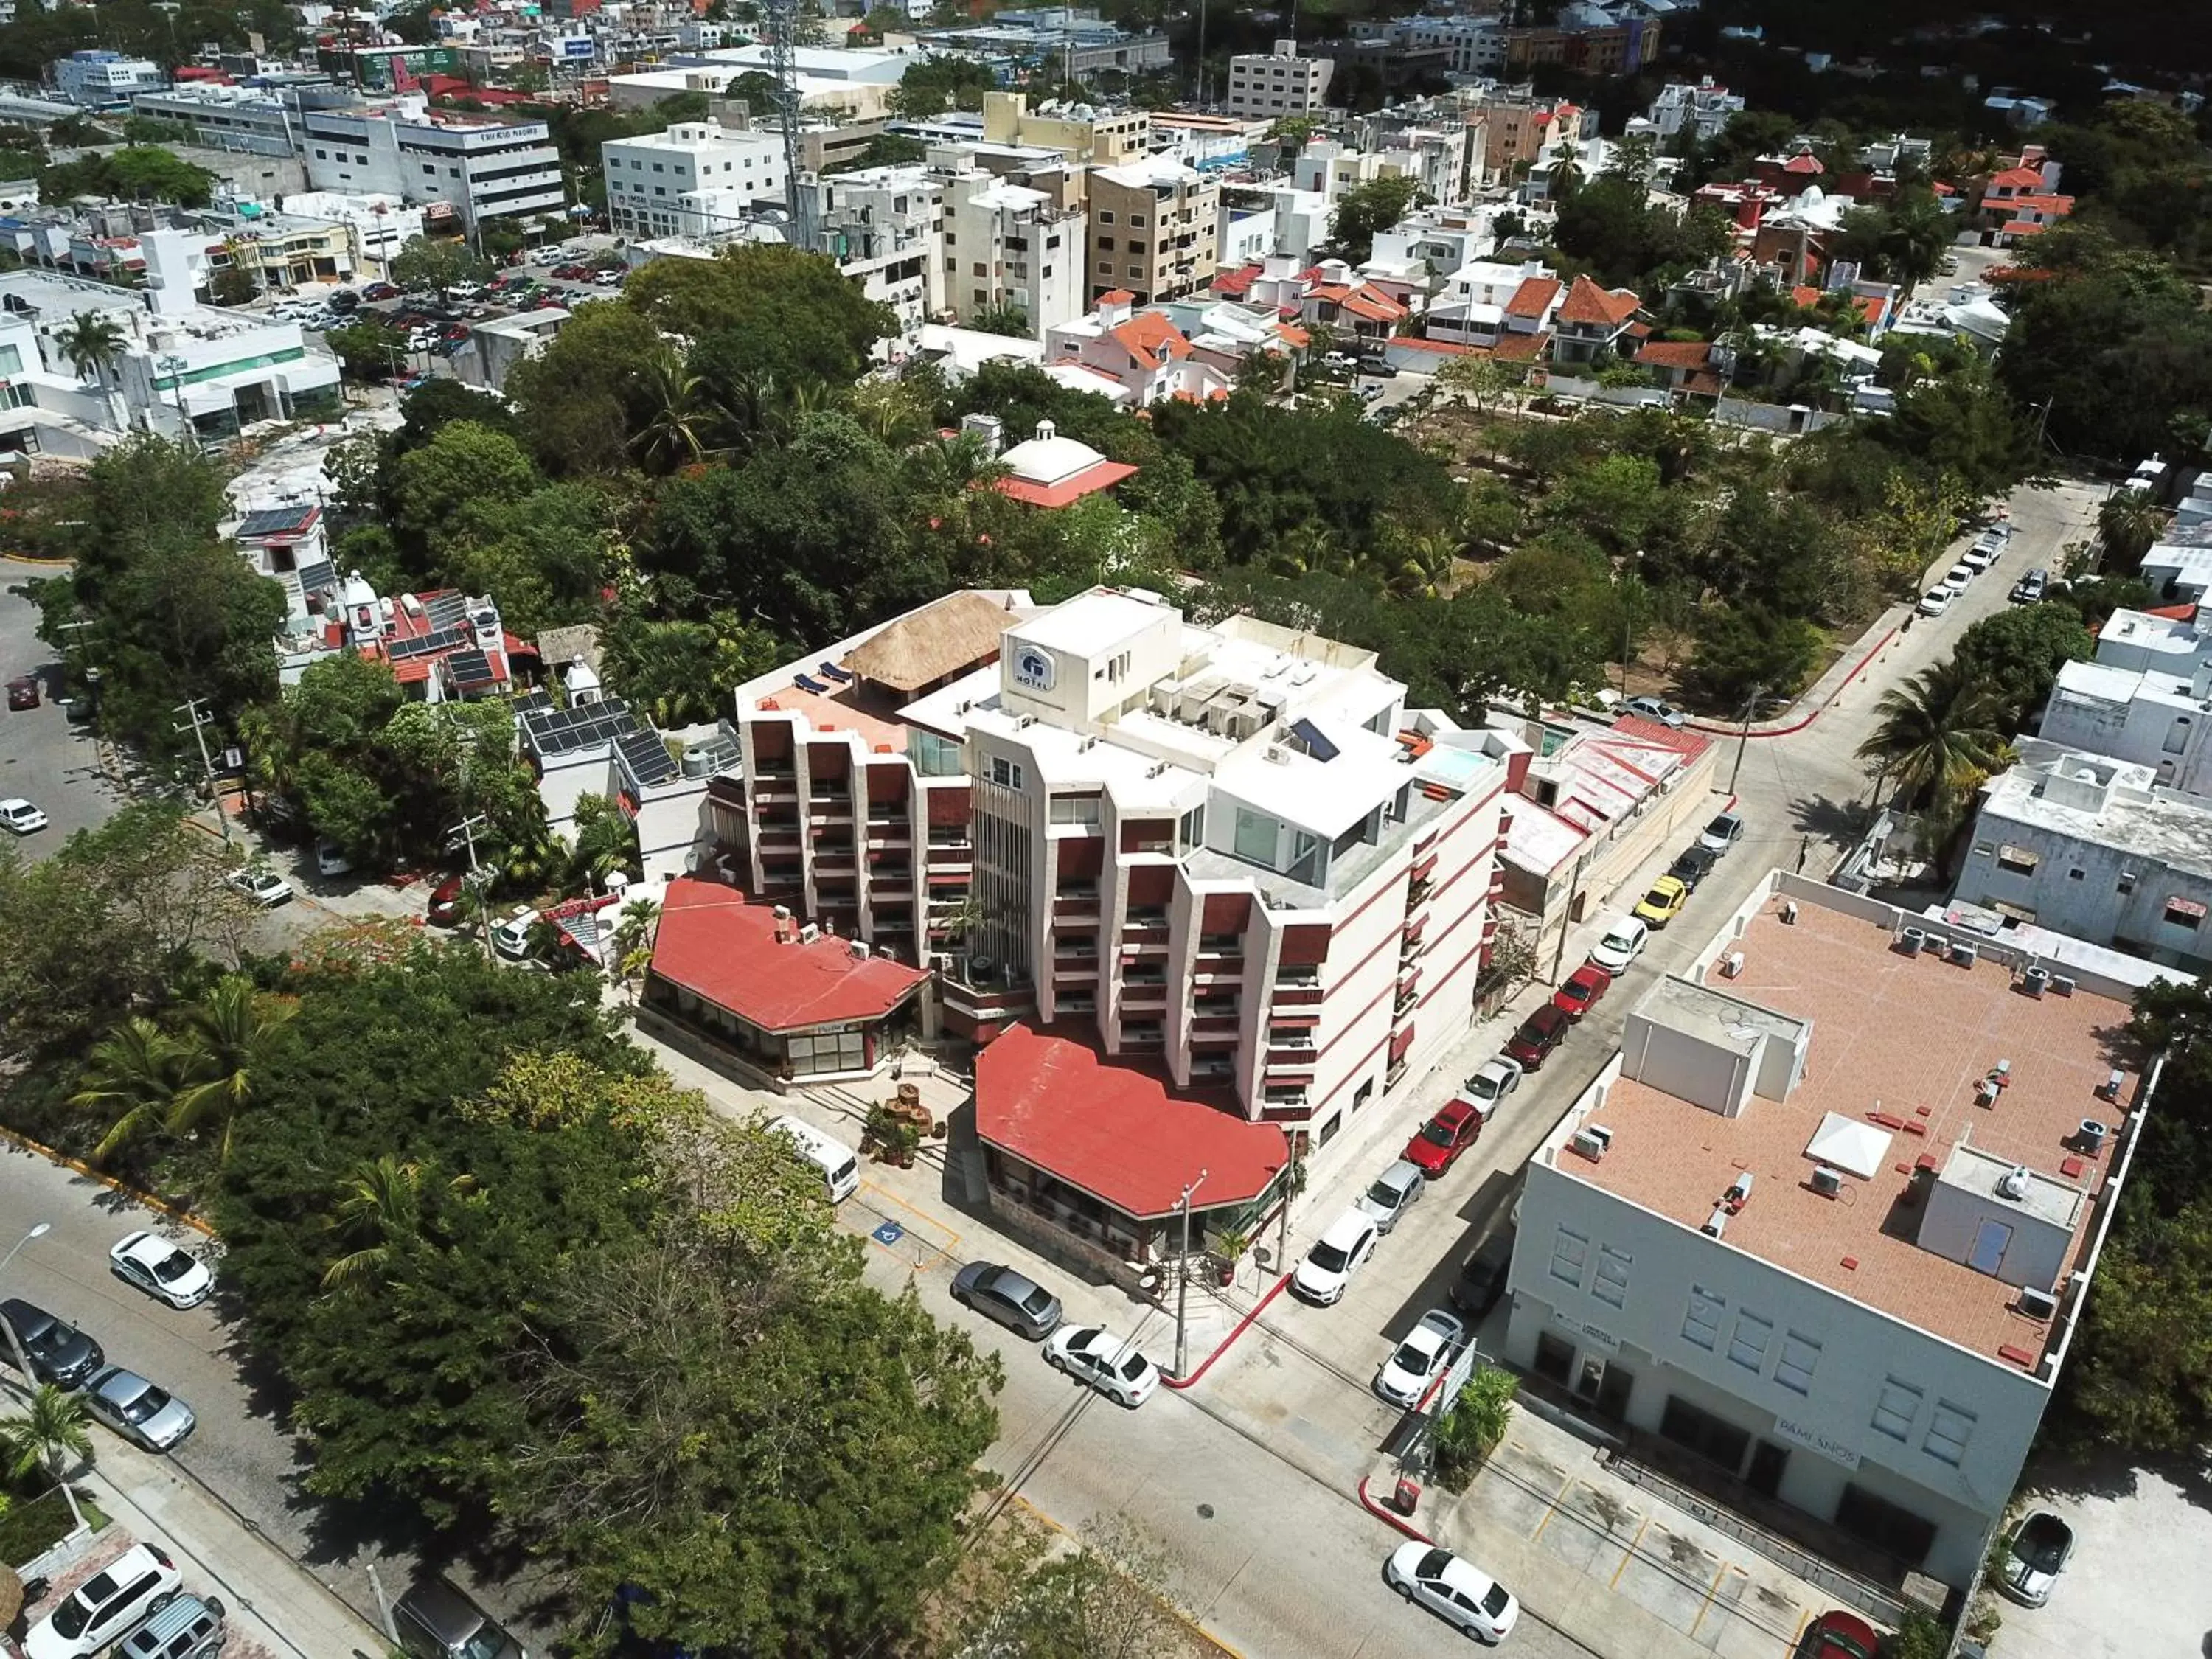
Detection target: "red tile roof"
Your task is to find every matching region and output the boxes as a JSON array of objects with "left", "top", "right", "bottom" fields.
[
  {"left": 1557, "top": 273, "right": 1640, "bottom": 327},
  {"left": 1632, "top": 338, "right": 1716, "bottom": 370},
  {"left": 1109, "top": 312, "right": 1192, "bottom": 371},
  {"left": 1990, "top": 165, "right": 2045, "bottom": 189},
  {"left": 1338, "top": 289, "right": 1404, "bottom": 324},
  {"left": 648, "top": 879, "right": 928, "bottom": 1032},
  {"left": 1504, "top": 275, "right": 1562, "bottom": 319},
  {"left": 1790, "top": 283, "right": 1822, "bottom": 308},
  {"left": 1210, "top": 263, "right": 1261, "bottom": 296},
  {"left": 1782, "top": 152, "right": 1823, "bottom": 174},
  {"left": 994, "top": 458, "right": 1140, "bottom": 509},
  {"left": 1492, "top": 329, "right": 1551, "bottom": 362},
  {"left": 976, "top": 1025, "right": 1289, "bottom": 1220},
  {"left": 1099, "top": 287, "right": 1137, "bottom": 304},
  {"left": 2006, "top": 192, "right": 2075, "bottom": 215},
  {"left": 2000, "top": 218, "right": 2051, "bottom": 237}
]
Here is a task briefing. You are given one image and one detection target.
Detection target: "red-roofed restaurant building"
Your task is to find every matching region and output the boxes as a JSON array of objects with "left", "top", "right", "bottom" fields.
[{"left": 672, "top": 583, "right": 1526, "bottom": 1268}]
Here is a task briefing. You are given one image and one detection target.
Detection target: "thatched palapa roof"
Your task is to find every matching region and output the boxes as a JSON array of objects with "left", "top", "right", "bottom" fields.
[{"left": 844, "top": 591, "right": 1016, "bottom": 693}]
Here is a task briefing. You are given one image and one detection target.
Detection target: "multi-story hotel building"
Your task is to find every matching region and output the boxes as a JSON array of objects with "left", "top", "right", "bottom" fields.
[{"left": 664, "top": 585, "right": 1520, "bottom": 1264}]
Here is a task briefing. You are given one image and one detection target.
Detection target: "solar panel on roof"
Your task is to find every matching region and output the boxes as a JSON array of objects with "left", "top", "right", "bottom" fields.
[
  {"left": 445, "top": 649, "right": 495, "bottom": 688},
  {"left": 296, "top": 559, "right": 336, "bottom": 594},
  {"left": 389, "top": 624, "right": 470, "bottom": 663},
  {"left": 512, "top": 688, "right": 554, "bottom": 715},
  {"left": 237, "top": 505, "right": 317, "bottom": 538},
  {"left": 423, "top": 592, "right": 470, "bottom": 632},
  {"left": 523, "top": 698, "right": 638, "bottom": 755},
  {"left": 616, "top": 728, "right": 679, "bottom": 786}
]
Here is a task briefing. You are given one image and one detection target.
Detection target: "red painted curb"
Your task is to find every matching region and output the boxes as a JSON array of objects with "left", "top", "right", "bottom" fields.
[
  {"left": 1681, "top": 622, "right": 1901, "bottom": 740},
  {"left": 1357, "top": 1475, "right": 1435, "bottom": 1543},
  {"left": 1164, "top": 1270, "right": 1293, "bottom": 1389}
]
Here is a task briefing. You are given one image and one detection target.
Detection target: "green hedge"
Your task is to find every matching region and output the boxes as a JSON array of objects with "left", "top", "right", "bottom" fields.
[{"left": 0, "top": 1488, "right": 79, "bottom": 1569}]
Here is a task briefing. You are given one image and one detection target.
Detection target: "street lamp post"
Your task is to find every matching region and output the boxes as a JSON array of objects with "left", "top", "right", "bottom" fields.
[
  {"left": 0, "top": 1222, "right": 53, "bottom": 1397},
  {"left": 157, "top": 352, "right": 194, "bottom": 447},
  {"left": 1172, "top": 1168, "right": 1208, "bottom": 1378}
]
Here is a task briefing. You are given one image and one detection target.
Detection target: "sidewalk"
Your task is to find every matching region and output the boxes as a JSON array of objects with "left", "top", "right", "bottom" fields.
[{"left": 38, "top": 1439, "right": 387, "bottom": 1659}]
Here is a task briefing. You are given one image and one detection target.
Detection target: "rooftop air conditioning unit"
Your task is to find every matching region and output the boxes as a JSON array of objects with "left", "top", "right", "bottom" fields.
[
  {"left": 1720, "top": 951, "right": 1745, "bottom": 978},
  {"left": 1571, "top": 1126, "right": 1610, "bottom": 1161},
  {"left": 2050, "top": 973, "right": 2076, "bottom": 996},
  {"left": 2023, "top": 966, "right": 2049, "bottom": 998},
  {"left": 799, "top": 923, "right": 821, "bottom": 944},
  {"left": 1780, "top": 900, "right": 1798, "bottom": 925},
  {"left": 1809, "top": 1166, "right": 1843, "bottom": 1198},
  {"left": 850, "top": 939, "right": 871, "bottom": 960},
  {"left": 1996, "top": 1164, "right": 2034, "bottom": 1202},
  {"left": 1899, "top": 926, "right": 1925, "bottom": 956},
  {"left": 1703, "top": 1206, "right": 1729, "bottom": 1238},
  {"left": 2017, "top": 1285, "right": 2060, "bottom": 1321},
  {"left": 1950, "top": 940, "right": 1978, "bottom": 967}
]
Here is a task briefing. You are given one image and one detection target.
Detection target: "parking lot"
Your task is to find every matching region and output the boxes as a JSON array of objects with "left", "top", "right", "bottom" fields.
[{"left": 1988, "top": 1463, "right": 2212, "bottom": 1659}]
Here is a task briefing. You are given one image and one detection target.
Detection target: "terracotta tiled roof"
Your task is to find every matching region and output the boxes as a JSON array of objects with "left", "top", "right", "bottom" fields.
[
  {"left": 1557, "top": 273, "right": 1641, "bottom": 327},
  {"left": 2006, "top": 192, "right": 2075, "bottom": 215},
  {"left": 1099, "top": 287, "right": 1137, "bottom": 304},
  {"left": 649, "top": 880, "right": 929, "bottom": 1033},
  {"left": 1210, "top": 263, "right": 1261, "bottom": 296},
  {"left": 1504, "top": 275, "right": 1562, "bottom": 318},
  {"left": 1790, "top": 283, "right": 1822, "bottom": 308},
  {"left": 1109, "top": 312, "right": 1192, "bottom": 371},
  {"left": 1680, "top": 369, "right": 1725, "bottom": 396},
  {"left": 2000, "top": 218, "right": 2051, "bottom": 237},
  {"left": 1990, "top": 165, "right": 2045, "bottom": 189},
  {"left": 1781, "top": 152, "right": 1823, "bottom": 173},
  {"left": 1338, "top": 289, "right": 1402, "bottom": 324},
  {"left": 995, "top": 458, "right": 1141, "bottom": 509},
  {"left": 1492, "top": 329, "right": 1550, "bottom": 362},
  {"left": 1632, "top": 338, "right": 1715, "bottom": 369}
]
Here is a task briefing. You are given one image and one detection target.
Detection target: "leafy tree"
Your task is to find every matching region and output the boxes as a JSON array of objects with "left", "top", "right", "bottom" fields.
[
  {"left": 505, "top": 302, "right": 671, "bottom": 475},
  {"left": 2060, "top": 1196, "right": 2212, "bottom": 1455},
  {"left": 1949, "top": 602, "right": 2093, "bottom": 728},
  {"left": 1684, "top": 604, "right": 1822, "bottom": 709},
  {"left": 39, "top": 145, "right": 215, "bottom": 208},
  {"left": 2098, "top": 487, "right": 2166, "bottom": 573},
  {"left": 1539, "top": 452, "right": 1666, "bottom": 556},
  {"left": 53, "top": 310, "right": 124, "bottom": 383},
  {"left": 947, "top": 1517, "right": 1190, "bottom": 1659},
  {"left": 323, "top": 316, "right": 408, "bottom": 381},
  {"left": 70, "top": 1017, "right": 187, "bottom": 1166},
  {"left": 1552, "top": 173, "right": 1733, "bottom": 290},
  {"left": 967, "top": 305, "right": 1037, "bottom": 339},
  {"left": 1877, "top": 370, "right": 2034, "bottom": 498},
  {"left": 389, "top": 234, "right": 493, "bottom": 299},
  {"left": 625, "top": 243, "right": 894, "bottom": 387},
  {"left": 389, "top": 419, "right": 542, "bottom": 571},
  {"left": 161, "top": 976, "right": 298, "bottom": 1166},
  {"left": 320, "top": 1155, "right": 481, "bottom": 1294},
  {"left": 823, "top": 131, "right": 928, "bottom": 174},
  {"left": 0, "top": 1385, "right": 94, "bottom": 1529},
  {"left": 1329, "top": 175, "right": 1427, "bottom": 261},
  {"left": 1830, "top": 185, "right": 1952, "bottom": 286},
  {"left": 888, "top": 56, "right": 995, "bottom": 116}
]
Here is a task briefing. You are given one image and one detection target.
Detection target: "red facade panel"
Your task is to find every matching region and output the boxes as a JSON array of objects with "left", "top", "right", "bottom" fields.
[
  {"left": 1201, "top": 892, "right": 1253, "bottom": 931},
  {"left": 1279, "top": 925, "right": 1332, "bottom": 966},
  {"left": 926, "top": 786, "right": 973, "bottom": 826}
]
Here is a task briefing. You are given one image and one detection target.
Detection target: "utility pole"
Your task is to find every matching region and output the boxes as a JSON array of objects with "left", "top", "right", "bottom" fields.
[
  {"left": 1728, "top": 682, "right": 1764, "bottom": 796},
  {"left": 450, "top": 811, "right": 492, "bottom": 961},
  {"left": 158, "top": 352, "right": 195, "bottom": 447},
  {"left": 175, "top": 696, "right": 231, "bottom": 844},
  {"left": 0, "top": 1222, "right": 52, "bottom": 1402},
  {"left": 1548, "top": 847, "right": 1590, "bottom": 984},
  {"left": 1172, "top": 1167, "right": 1209, "bottom": 1378},
  {"left": 1617, "top": 548, "right": 1643, "bottom": 696}
]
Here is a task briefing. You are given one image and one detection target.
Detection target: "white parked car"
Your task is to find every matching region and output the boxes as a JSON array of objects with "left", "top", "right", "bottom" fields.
[
  {"left": 1587, "top": 914, "right": 1647, "bottom": 976},
  {"left": 1292, "top": 1209, "right": 1379, "bottom": 1306},
  {"left": 492, "top": 908, "right": 541, "bottom": 958},
  {"left": 1698, "top": 811, "right": 1745, "bottom": 855},
  {"left": 1454, "top": 1057, "right": 1523, "bottom": 1121},
  {"left": 225, "top": 867, "right": 293, "bottom": 907},
  {"left": 1374, "top": 1309, "right": 1466, "bottom": 1408},
  {"left": 1916, "top": 586, "right": 1952, "bottom": 618},
  {"left": 109, "top": 1231, "right": 213, "bottom": 1309},
  {"left": 1384, "top": 1542, "right": 1520, "bottom": 1644},
  {"left": 1043, "top": 1324, "right": 1161, "bottom": 1407},
  {"left": 0, "top": 796, "right": 48, "bottom": 833},
  {"left": 25, "top": 1542, "right": 182, "bottom": 1659},
  {"left": 1623, "top": 695, "right": 1686, "bottom": 729},
  {"left": 1940, "top": 561, "right": 1975, "bottom": 594}
]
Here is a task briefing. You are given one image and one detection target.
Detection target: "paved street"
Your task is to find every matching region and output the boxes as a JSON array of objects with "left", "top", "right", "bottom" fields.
[{"left": 0, "top": 554, "right": 126, "bottom": 853}]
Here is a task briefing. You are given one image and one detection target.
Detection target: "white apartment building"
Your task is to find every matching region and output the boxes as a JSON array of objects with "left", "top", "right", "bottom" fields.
[
  {"left": 1644, "top": 77, "right": 1746, "bottom": 146},
  {"left": 131, "top": 86, "right": 298, "bottom": 156},
  {"left": 1226, "top": 41, "right": 1334, "bottom": 118},
  {"left": 812, "top": 164, "right": 945, "bottom": 336},
  {"left": 944, "top": 170, "right": 1087, "bottom": 335},
  {"left": 53, "top": 51, "right": 161, "bottom": 108},
  {"left": 2037, "top": 606, "right": 2212, "bottom": 800},
  {"left": 279, "top": 190, "right": 427, "bottom": 276},
  {"left": 1385, "top": 15, "right": 1506, "bottom": 74},
  {"left": 696, "top": 585, "right": 1518, "bottom": 1264},
  {"left": 302, "top": 99, "right": 564, "bottom": 232},
  {"left": 1952, "top": 737, "right": 2212, "bottom": 974},
  {"left": 1511, "top": 873, "right": 2160, "bottom": 1591},
  {"left": 602, "top": 118, "right": 787, "bottom": 240},
  {"left": 1366, "top": 205, "right": 1507, "bottom": 283}
]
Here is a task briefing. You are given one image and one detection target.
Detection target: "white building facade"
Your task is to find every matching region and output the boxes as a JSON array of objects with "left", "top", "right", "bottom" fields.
[
  {"left": 54, "top": 51, "right": 161, "bottom": 108},
  {"left": 302, "top": 100, "right": 564, "bottom": 231},
  {"left": 602, "top": 118, "right": 788, "bottom": 240},
  {"left": 812, "top": 164, "right": 945, "bottom": 337},
  {"left": 1226, "top": 41, "right": 1335, "bottom": 118},
  {"left": 944, "top": 170, "right": 1087, "bottom": 335}
]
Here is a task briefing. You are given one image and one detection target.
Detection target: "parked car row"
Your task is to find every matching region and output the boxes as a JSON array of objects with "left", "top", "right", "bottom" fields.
[{"left": 1919, "top": 521, "right": 2014, "bottom": 616}]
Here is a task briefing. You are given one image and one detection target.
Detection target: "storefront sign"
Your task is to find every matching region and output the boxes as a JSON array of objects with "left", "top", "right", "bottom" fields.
[
  {"left": 1773, "top": 1415, "right": 1862, "bottom": 1470},
  {"left": 1551, "top": 1308, "right": 1620, "bottom": 1352}
]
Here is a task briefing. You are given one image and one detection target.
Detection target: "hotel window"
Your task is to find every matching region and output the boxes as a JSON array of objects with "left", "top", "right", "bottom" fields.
[
  {"left": 1048, "top": 793, "right": 1102, "bottom": 826},
  {"left": 1726, "top": 1312, "right": 1771, "bottom": 1374},
  {"left": 1770, "top": 1336, "right": 1823, "bottom": 1398},
  {"left": 1548, "top": 1225, "right": 1587, "bottom": 1289},
  {"left": 1680, "top": 1285, "right": 1723, "bottom": 1351},
  {"left": 988, "top": 757, "right": 1024, "bottom": 791},
  {"left": 1232, "top": 807, "right": 1277, "bottom": 867},
  {"left": 1924, "top": 1400, "right": 1975, "bottom": 1467},
  {"left": 2166, "top": 896, "right": 2206, "bottom": 930},
  {"left": 1177, "top": 803, "right": 1206, "bottom": 852},
  {"left": 1591, "top": 1245, "right": 1630, "bottom": 1308},
  {"left": 1995, "top": 845, "right": 2038, "bottom": 875},
  {"left": 1871, "top": 1376, "right": 1922, "bottom": 1442}
]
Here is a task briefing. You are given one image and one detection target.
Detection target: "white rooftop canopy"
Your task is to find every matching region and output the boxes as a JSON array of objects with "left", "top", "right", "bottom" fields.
[{"left": 1805, "top": 1112, "right": 1891, "bottom": 1180}]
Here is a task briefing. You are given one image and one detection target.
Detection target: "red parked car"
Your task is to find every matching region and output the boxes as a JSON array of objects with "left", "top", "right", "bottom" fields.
[
  {"left": 1402, "top": 1099, "right": 1482, "bottom": 1177},
  {"left": 7, "top": 674, "right": 37, "bottom": 710},
  {"left": 425, "top": 873, "right": 467, "bottom": 926},
  {"left": 1552, "top": 963, "right": 1610, "bottom": 1023},
  {"left": 1802, "top": 1610, "right": 1879, "bottom": 1659},
  {"left": 1504, "top": 1004, "right": 1571, "bottom": 1071}
]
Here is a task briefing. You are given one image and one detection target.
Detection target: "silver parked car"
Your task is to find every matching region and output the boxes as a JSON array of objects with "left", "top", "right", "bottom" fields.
[
  {"left": 83, "top": 1367, "right": 197, "bottom": 1453},
  {"left": 1354, "top": 1160, "right": 1427, "bottom": 1235},
  {"left": 950, "top": 1261, "right": 1062, "bottom": 1340}
]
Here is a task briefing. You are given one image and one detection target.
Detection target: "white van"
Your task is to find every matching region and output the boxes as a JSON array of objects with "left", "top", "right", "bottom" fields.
[{"left": 769, "top": 1114, "right": 860, "bottom": 1203}]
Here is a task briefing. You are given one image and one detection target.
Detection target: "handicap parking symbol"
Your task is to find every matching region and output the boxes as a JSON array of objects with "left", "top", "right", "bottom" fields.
[{"left": 872, "top": 1220, "right": 905, "bottom": 1247}]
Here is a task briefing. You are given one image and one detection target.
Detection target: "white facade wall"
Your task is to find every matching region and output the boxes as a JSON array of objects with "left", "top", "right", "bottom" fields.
[
  {"left": 1387, "top": 17, "right": 1506, "bottom": 74},
  {"left": 303, "top": 105, "right": 564, "bottom": 231},
  {"left": 815, "top": 165, "right": 945, "bottom": 336},
  {"left": 1953, "top": 802, "right": 2212, "bottom": 970},
  {"left": 1226, "top": 42, "right": 1334, "bottom": 118},
  {"left": 603, "top": 120, "right": 787, "bottom": 240},
  {"left": 945, "top": 175, "right": 1086, "bottom": 336},
  {"left": 55, "top": 52, "right": 161, "bottom": 106},
  {"left": 1507, "top": 1133, "right": 2051, "bottom": 1588},
  {"left": 2037, "top": 668, "right": 2212, "bottom": 800}
]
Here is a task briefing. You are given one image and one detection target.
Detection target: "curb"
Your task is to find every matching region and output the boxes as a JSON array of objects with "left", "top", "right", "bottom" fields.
[
  {"left": 1356, "top": 1475, "right": 1434, "bottom": 1543},
  {"left": 1002, "top": 1492, "right": 1248, "bottom": 1658},
  {"left": 1681, "top": 620, "right": 1902, "bottom": 740},
  {"left": 1163, "top": 1271, "right": 1291, "bottom": 1390},
  {"left": 0, "top": 1127, "right": 218, "bottom": 1238}
]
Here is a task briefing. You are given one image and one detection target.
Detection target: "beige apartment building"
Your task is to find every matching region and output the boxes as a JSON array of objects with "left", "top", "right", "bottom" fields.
[
  {"left": 1086, "top": 153, "right": 1219, "bottom": 307},
  {"left": 981, "top": 90, "right": 1149, "bottom": 164}
]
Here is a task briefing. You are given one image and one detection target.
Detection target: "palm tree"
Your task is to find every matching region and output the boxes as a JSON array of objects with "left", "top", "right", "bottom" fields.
[
  {"left": 1, "top": 1385, "right": 94, "bottom": 1529},
  {"left": 167, "top": 977, "right": 297, "bottom": 1166},
  {"left": 630, "top": 349, "right": 720, "bottom": 475},
  {"left": 55, "top": 310, "right": 125, "bottom": 384},
  {"left": 321, "top": 1155, "right": 476, "bottom": 1293},
  {"left": 71, "top": 1018, "right": 187, "bottom": 1167},
  {"left": 1857, "top": 661, "right": 2005, "bottom": 808},
  {"left": 2098, "top": 488, "right": 2165, "bottom": 574}
]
